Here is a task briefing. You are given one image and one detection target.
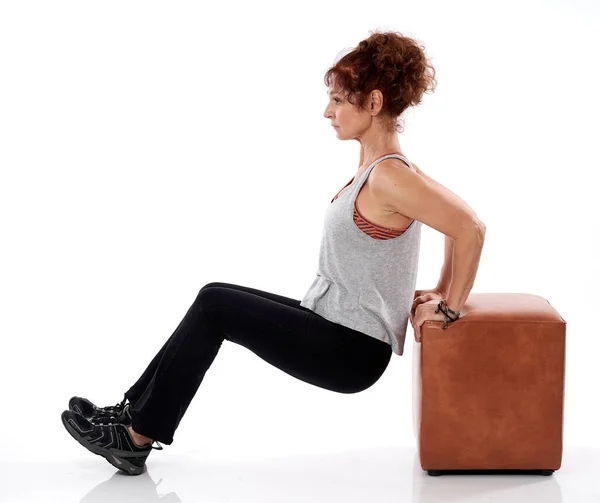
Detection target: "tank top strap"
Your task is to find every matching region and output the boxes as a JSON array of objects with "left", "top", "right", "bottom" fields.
[{"left": 357, "top": 153, "right": 414, "bottom": 184}]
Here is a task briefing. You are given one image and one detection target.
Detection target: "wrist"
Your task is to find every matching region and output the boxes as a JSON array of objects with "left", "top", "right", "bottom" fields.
[
  {"left": 443, "top": 292, "right": 462, "bottom": 315},
  {"left": 436, "top": 284, "right": 449, "bottom": 297},
  {"left": 441, "top": 300, "right": 461, "bottom": 317},
  {"left": 437, "top": 299, "right": 461, "bottom": 320},
  {"left": 435, "top": 299, "right": 460, "bottom": 329}
]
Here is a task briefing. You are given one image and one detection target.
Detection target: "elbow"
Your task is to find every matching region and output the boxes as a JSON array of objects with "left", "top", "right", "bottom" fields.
[
  {"left": 458, "top": 219, "right": 486, "bottom": 242},
  {"left": 476, "top": 219, "right": 486, "bottom": 237},
  {"left": 474, "top": 221, "right": 486, "bottom": 247}
]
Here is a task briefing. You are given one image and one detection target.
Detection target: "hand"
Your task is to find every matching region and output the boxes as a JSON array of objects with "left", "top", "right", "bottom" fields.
[
  {"left": 411, "top": 299, "right": 448, "bottom": 343},
  {"left": 411, "top": 287, "right": 446, "bottom": 324}
]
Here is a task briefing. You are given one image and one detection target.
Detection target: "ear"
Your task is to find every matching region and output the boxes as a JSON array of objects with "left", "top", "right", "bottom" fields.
[{"left": 369, "top": 90, "right": 383, "bottom": 114}]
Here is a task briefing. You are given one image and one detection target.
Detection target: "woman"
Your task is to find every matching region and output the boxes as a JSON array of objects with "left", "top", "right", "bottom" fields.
[{"left": 61, "top": 29, "right": 485, "bottom": 475}]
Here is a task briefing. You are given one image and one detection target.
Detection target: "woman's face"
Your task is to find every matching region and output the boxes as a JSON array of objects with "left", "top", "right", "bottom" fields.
[{"left": 323, "top": 87, "right": 371, "bottom": 139}]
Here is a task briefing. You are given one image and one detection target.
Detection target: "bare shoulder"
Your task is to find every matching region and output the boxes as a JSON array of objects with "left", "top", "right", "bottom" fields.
[
  {"left": 397, "top": 158, "right": 424, "bottom": 176},
  {"left": 376, "top": 157, "right": 424, "bottom": 177},
  {"left": 410, "top": 160, "right": 423, "bottom": 176},
  {"left": 371, "top": 159, "right": 485, "bottom": 239}
]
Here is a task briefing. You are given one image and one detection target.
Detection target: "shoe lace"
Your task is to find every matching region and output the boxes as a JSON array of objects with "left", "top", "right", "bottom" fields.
[
  {"left": 95, "top": 397, "right": 128, "bottom": 419},
  {"left": 90, "top": 415, "right": 122, "bottom": 426}
]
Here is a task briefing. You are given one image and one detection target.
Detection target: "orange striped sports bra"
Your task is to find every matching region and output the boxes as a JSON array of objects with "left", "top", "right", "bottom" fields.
[{"left": 331, "top": 162, "right": 410, "bottom": 241}]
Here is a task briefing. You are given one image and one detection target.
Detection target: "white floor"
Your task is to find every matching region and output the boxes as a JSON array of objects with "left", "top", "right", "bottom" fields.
[{"left": 1, "top": 445, "right": 598, "bottom": 502}]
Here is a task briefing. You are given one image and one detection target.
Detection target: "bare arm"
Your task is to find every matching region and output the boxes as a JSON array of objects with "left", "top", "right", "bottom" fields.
[
  {"left": 436, "top": 234, "right": 454, "bottom": 296},
  {"left": 376, "top": 160, "right": 486, "bottom": 314},
  {"left": 411, "top": 162, "right": 483, "bottom": 304},
  {"left": 445, "top": 228, "right": 485, "bottom": 315}
]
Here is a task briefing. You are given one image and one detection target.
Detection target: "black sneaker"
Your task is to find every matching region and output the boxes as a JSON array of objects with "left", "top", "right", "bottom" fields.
[
  {"left": 68, "top": 394, "right": 132, "bottom": 427},
  {"left": 61, "top": 409, "right": 163, "bottom": 475}
]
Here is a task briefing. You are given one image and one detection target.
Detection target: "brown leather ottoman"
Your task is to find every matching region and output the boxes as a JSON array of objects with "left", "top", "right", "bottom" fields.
[{"left": 412, "top": 293, "right": 566, "bottom": 476}]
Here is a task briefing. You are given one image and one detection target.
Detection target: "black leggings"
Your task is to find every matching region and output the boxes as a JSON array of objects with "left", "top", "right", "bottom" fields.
[{"left": 123, "top": 282, "right": 392, "bottom": 444}]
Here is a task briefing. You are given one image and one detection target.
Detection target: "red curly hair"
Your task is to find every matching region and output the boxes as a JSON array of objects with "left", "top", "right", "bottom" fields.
[{"left": 324, "top": 30, "right": 437, "bottom": 134}]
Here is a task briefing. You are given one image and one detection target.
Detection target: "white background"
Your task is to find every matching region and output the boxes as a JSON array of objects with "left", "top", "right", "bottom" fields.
[{"left": 1, "top": 0, "right": 598, "bottom": 469}]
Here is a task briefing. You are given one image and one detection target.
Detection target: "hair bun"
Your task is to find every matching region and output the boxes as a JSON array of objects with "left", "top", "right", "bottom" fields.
[{"left": 325, "top": 29, "right": 437, "bottom": 134}]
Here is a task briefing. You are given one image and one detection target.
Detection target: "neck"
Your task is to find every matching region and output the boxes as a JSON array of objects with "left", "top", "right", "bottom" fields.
[{"left": 359, "top": 144, "right": 405, "bottom": 172}]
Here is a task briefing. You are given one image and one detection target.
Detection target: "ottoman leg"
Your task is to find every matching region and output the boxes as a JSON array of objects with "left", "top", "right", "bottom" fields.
[{"left": 426, "top": 469, "right": 555, "bottom": 476}]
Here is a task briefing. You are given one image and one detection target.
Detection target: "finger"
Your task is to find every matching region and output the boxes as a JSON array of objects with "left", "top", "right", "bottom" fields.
[
  {"left": 411, "top": 297, "right": 422, "bottom": 311},
  {"left": 413, "top": 293, "right": 431, "bottom": 310}
]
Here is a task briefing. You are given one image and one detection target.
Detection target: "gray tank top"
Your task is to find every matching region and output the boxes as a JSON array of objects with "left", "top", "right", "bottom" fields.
[{"left": 300, "top": 154, "right": 422, "bottom": 356}]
